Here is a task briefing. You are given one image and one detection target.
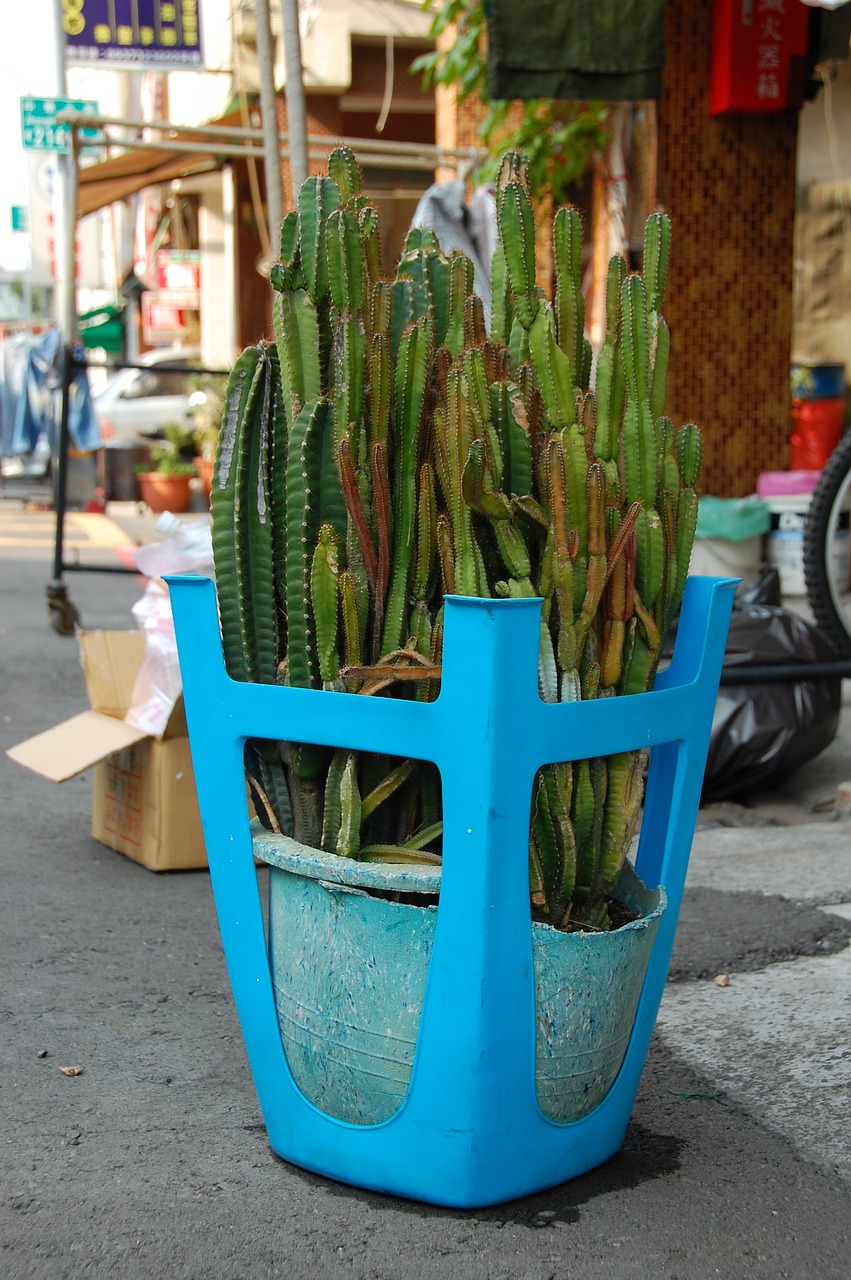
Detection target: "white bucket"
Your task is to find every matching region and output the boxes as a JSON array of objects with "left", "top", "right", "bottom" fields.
[
  {"left": 761, "top": 491, "right": 849, "bottom": 596},
  {"left": 689, "top": 536, "right": 763, "bottom": 582}
]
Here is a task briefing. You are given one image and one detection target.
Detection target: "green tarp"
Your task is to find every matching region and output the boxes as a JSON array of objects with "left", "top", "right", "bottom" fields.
[
  {"left": 696, "top": 497, "right": 771, "bottom": 544},
  {"left": 484, "top": 0, "right": 667, "bottom": 101}
]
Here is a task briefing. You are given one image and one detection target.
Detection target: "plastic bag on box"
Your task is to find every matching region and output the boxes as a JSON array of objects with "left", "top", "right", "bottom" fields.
[
  {"left": 665, "top": 571, "right": 841, "bottom": 802},
  {"left": 125, "top": 516, "right": 215, "bottom": 738},
  {"left": 124, "top": 579, "right": 184, "bottom": 737}
]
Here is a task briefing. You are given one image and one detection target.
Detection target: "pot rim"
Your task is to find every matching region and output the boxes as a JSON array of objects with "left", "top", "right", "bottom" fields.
[
  {"left": 252, "top": 821, "right": 667, "bottom": 933},
  {"left": 254, "top": 821, "right": 441, "bottom": 893}
]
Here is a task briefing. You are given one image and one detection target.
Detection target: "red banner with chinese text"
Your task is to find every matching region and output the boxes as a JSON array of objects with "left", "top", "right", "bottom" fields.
[{"left": 710, "top": 0, "right": 810, "bottom": 115}]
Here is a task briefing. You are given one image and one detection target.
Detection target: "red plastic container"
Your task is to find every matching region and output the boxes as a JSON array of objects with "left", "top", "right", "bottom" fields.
[{"left": 790, "top": 399, "right": 845, "bottom": 470}]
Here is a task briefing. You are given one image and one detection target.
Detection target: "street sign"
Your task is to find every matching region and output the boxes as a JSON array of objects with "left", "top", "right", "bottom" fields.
[
  {"left": 20, "top": 96, "right": 100, "bottom": 153},
  {"left": 11, "top": 206, "right": 29, "bottom": 233}
]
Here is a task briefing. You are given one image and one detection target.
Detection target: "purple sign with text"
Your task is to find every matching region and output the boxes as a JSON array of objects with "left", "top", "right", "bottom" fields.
[{"left": 64, "top": 0, "right": 203, "bottom": 69}]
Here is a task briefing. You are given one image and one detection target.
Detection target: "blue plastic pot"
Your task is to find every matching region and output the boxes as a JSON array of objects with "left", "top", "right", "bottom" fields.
[{"left": 167, "top": 575, "right": 735, "bottom": 1209}]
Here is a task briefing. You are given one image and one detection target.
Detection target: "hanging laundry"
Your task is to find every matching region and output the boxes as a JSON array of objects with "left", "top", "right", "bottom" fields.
[
  {"left": 0, "top": 334, "right": 33, "bottom": 458},
  {"left": 2, "top": 329, "right": 101, "bottom": 458},
  {"left": 409, "top": 181, "right": 498, "bottom": 325}
]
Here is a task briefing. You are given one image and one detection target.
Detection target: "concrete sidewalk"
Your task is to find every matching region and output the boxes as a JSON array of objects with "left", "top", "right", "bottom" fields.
[
  {"left": 664, "top": 822, "right": 851, "bottom": 1186},
  {"left": 2, "top": 490, "right": 850, "bottom": 1279}
]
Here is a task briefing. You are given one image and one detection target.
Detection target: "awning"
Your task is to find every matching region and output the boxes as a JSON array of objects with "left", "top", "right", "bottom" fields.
[
  {"left": 78, "top": 303, "right": 124, "bottom": 353},
  {"left": 76, "top": 108, "right": 252, "bottom": 218}
]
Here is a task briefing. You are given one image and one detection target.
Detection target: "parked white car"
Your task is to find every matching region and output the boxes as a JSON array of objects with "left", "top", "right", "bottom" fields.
[{"left": 94, "top": 347, "right": 204, "bottom": 450}]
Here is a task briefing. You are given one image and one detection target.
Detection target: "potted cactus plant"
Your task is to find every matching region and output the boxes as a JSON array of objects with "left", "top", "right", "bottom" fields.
[{"left": 167, "top": 147, "right": 734, "bottom": 1208}]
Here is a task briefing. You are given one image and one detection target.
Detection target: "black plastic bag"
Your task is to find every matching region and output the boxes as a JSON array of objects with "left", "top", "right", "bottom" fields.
[{"left": 666, "top": 572, "right": 842, "bottom": 802}]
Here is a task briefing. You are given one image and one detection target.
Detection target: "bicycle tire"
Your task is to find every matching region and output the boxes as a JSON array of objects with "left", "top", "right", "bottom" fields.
[{"left": 803, "top": 429, "right": 851, "bottom": 654}]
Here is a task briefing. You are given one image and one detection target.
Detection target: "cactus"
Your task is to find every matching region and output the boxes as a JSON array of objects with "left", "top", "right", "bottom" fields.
[
  {"left": 210, "top": 343, "right": 293, "bottom": 832},
  {"left": 553, "top": 206, "right": 584, "bottom": 383},
  {"left": 211, "top": 147, "right": 703, "bottom": 931}
]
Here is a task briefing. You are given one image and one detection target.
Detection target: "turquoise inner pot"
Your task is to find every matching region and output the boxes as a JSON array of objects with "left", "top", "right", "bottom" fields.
[{"left": 259, "top": 831, "right": 665, "bottom": 1127}]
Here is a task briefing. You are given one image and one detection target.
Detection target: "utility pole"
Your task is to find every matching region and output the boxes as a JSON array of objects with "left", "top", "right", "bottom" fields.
[
  {"left": 280, "top": 0, "right": 309, "bottom": 200},
  {"left": 61, "top": 131, "right": 80, "bottom": 343},
  {"left": 52, "top": 0, "right": 77, "bottom": 341},
  {"left": 254, "top": 0, "right": 284, "bottom": 256}
]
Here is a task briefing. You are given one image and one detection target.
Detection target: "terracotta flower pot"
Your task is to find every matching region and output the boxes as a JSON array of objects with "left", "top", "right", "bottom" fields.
[
  {"left": 137, "top": 471, "right": 193, "bottom": 515},
  {"left": 194, "top": 457, "right": 214, "bottom": 502}
]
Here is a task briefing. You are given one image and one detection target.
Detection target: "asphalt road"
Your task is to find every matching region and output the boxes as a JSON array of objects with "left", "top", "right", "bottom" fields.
[{"left": 2, "top": 493, "right": 850, "bottom": 1279}]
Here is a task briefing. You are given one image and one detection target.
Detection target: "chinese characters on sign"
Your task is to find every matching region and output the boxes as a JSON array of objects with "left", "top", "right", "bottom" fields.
[
  {"left": 755, "top": 0, "right": 786, "bottom": 104},
  {"left": 20, "top": 96, "right": 100, "bottom": 152},
  {"left": 709, "top": 0, "right": 810, "bottom": 116},
  {"left": 63, "top": 0, "right": 203, "bottom": 70}
]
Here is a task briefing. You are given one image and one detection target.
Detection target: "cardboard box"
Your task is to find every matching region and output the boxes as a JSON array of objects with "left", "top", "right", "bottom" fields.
[{"left": 7, "top": 630, "right": 207, "bottom": 872}]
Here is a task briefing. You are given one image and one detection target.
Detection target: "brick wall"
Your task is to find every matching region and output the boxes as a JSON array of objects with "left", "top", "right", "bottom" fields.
[{"left": 659, "top": 0, "right": 799, "bottom": 496}]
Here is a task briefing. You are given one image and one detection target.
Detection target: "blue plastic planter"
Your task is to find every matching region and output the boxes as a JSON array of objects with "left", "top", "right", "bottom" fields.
[{"left": 167, "top": 575, "right": 735, "bottom": 1208}]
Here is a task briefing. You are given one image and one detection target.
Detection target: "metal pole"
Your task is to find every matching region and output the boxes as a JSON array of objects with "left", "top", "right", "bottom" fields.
[
  {"left": 62, "top": 127, "right": 79, "bottom": 341},
  {"left": 46, "top": 344, "right": 80, "bottom": 635},
  {"left": 65, "top": 110, "right": 486, "bottom": 165},
  {"left": 52, "top": 0, "right": 70, "bottom": 338},
  {"left": 280, "top": 0, "right": 309, "bottom": 199},
  {"left": 718, "top": 661, "right": 851, "bottom": 685},
  {"left": 51, "top": 348, "right": 72, "bottom": 585},
  {"left": 45, "top": 1, "right": 82, "bottom": 632},
  {"left": 254, "top": 0, "right": 284, "bottom": 252}
]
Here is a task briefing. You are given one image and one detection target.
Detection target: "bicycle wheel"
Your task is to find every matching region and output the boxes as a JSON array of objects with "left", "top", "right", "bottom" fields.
[{"left": 803, "top": 429, "right": 851, "bottom": 653}]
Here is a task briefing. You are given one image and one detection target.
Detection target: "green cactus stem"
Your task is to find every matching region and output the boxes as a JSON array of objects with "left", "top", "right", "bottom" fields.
[
  {"left": 382, "top": 320, "right": 431, "bottom": 653},
  {"left": 528, "top": 304, "right": 576, "bottom": 430},
  {"left": 273, "top": 288, "right": 322, "bottom": 428},
  {"left": 311, "top": 523, "right": 341, "bottom": 684},
  {"left": 298, "top": 176, "right": 341, "bottom": 304},
  {"left": 211, "top": 343, "right": 292, "bottom": 833},
  {"left": 328, "top": 145, "right": 362, "bottom": 204},
  {"left": 498, "top": 181, "right": 539, "bottom": 329},
  {"left": 643, "top": 212, "right": 672, "bottom": 314},
  {"left": 553, "top": 205, "right": 584, "bottom": 381},
  {"left": 326, "top": 207, "right": 365, "bottom": 315}
]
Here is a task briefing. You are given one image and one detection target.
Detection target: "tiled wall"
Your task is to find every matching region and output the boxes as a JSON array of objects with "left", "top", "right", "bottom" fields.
[{"left": 658, "top": 0, "right": 800, "bottom": 497}]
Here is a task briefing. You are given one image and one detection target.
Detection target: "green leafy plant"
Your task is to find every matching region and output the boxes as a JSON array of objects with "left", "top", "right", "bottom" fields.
[
  {"left": 135, "top": 422, "right": 199, "bottom": 476},
  {"left": 187, "top": 372, "right": 229, "bottom": 461},
  {"left": 411, "top": 0, "right": 608, "bottom": 205},
  {"left": 211, "top": 148, "right": 702, "bottom": 932}
]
